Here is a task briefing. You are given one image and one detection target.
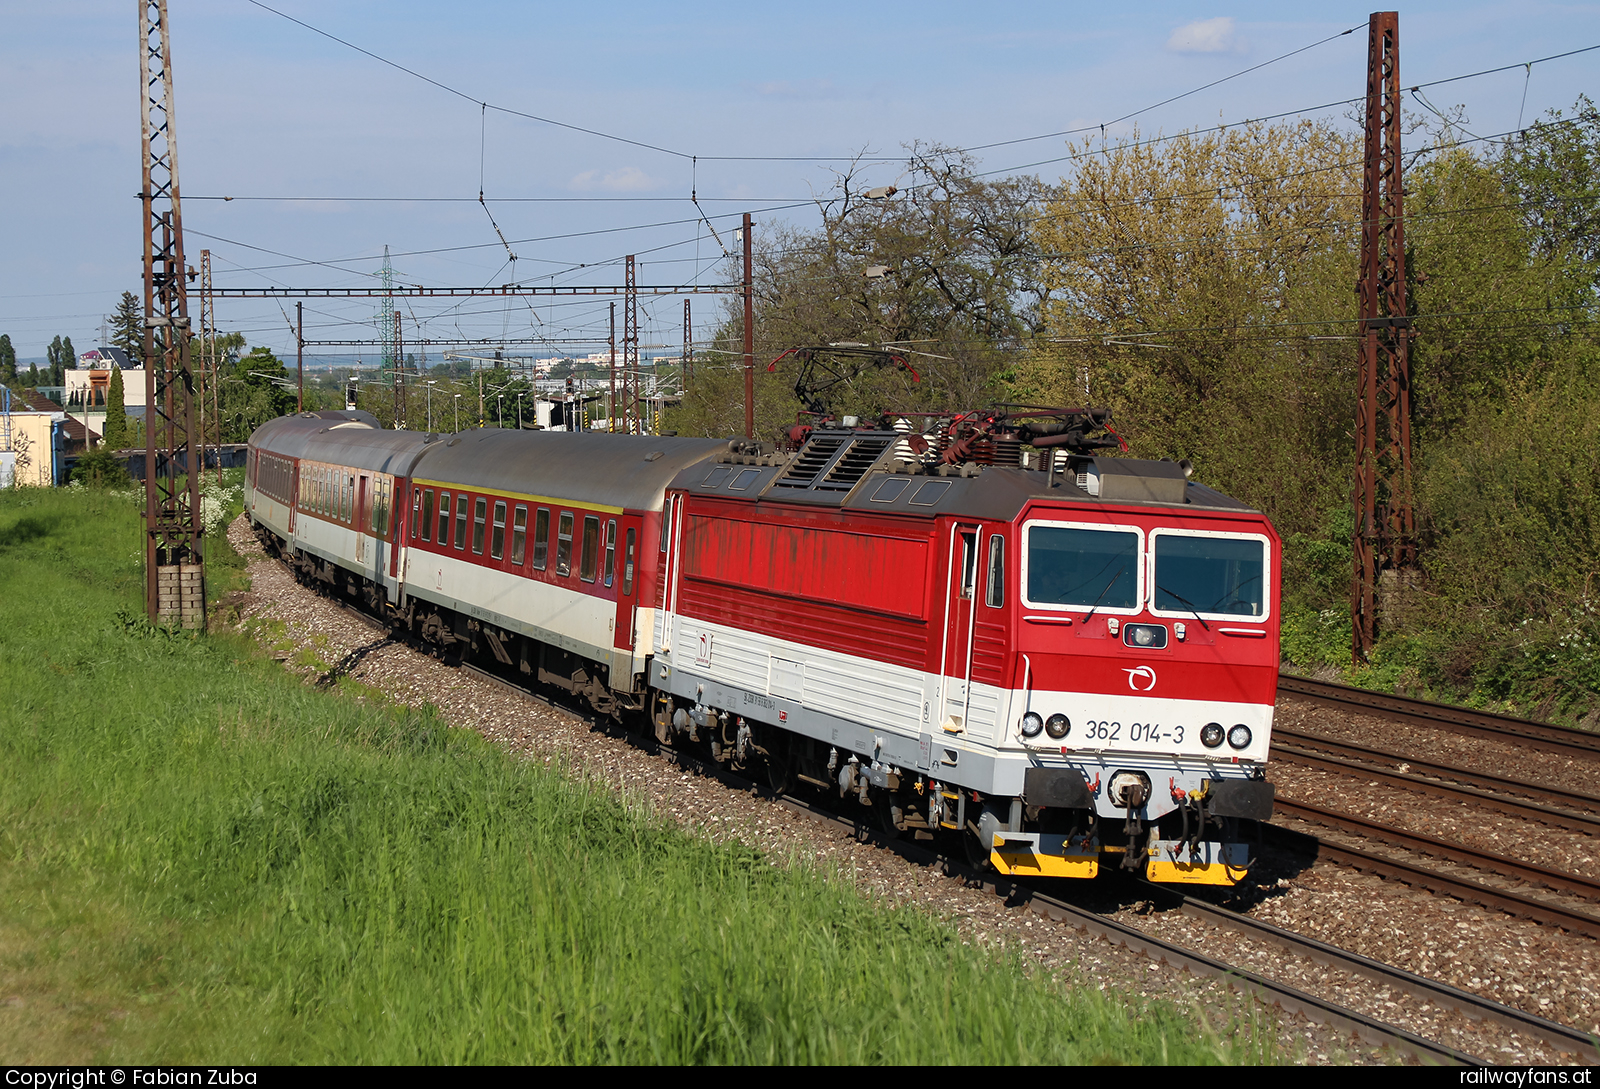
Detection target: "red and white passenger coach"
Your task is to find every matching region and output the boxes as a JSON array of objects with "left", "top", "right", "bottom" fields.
[{"left": 248, "top": 410, "right": 1278, "bottom": 886}]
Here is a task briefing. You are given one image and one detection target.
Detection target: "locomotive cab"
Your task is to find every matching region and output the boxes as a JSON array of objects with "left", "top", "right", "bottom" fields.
[{"left": 990, "top": 480, "right": 1279, "bottom": 885}]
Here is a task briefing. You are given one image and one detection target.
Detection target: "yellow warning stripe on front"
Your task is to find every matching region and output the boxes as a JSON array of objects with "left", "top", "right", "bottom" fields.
[
  {"left": 1145, "top": 858, "right": 1249, "bottom": 887},
  {"left": 992, "top": 850, "right": 1100, "bottom": 879}
]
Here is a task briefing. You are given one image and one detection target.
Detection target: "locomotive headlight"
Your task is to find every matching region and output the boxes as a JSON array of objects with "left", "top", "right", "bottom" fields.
[
  {"left": 1227, "top": 724, "right": 1253, "bottom": 750},
  {"left": 1122, "top": 623, "right": 1168, "bottom": 649},
  {"left": 1200, "top": 722, "right": 1225, "bottom": 748},
  {"left": 1020, "top": 712, "right": 1044, "bottom": 738},
  {"left": 1045, "top": 713, "right": 1071, "bottom": 739}
]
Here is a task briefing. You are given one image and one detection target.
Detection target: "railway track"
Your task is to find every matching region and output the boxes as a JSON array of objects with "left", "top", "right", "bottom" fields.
[
  {"left": 1270, "top": 675, "right": 1600, "bottom": 936},
  {"left": 305, "top": 593, "right": 1600, "bottom": 1063},
  {"left": 451, "top": 657, "right": 1600, "bottom": 1066},
  {"left": 1265, "top": 802, "right": 1600, "bottom": 940},
  {"left": 1272, "top": 732, "right": 1600, "bottom": 830},
  {"left": 1277, "top": 675, "right": 1600, "bottom": 761}
]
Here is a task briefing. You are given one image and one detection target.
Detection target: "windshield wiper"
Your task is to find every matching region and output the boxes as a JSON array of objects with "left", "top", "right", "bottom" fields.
[
  {"left": 1081, "top": 564, "right": 1127, "bottom": 625},
  {"left": 1156, "top": 584, "right": 1210, "bottom": 631},
  {"left": 1206, "top": 573, "right": 1263, "bottom": 615}
]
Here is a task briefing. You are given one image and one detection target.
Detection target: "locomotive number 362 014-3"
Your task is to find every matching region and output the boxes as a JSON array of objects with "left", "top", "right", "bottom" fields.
[{"left": 1083, "top": 720, "right": 1186, "bottom": 745}]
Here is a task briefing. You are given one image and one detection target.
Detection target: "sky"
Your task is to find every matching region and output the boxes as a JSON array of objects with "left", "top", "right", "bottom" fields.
[{"left": 3, "top": 1, "right": 1598, "bottom": 367}]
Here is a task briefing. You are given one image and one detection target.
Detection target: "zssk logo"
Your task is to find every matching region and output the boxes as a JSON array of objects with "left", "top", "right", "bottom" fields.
[{"left": 1123, "top": 665, "right": 1158, "bottom": 692}]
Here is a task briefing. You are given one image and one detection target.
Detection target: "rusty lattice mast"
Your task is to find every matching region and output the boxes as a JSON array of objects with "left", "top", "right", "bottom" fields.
[
  {"left": 1352, "top": 10, "right": 1416, "bottom": 662},
  {"left": 140, "top": 0, "right": 205, "bottom": 628}
]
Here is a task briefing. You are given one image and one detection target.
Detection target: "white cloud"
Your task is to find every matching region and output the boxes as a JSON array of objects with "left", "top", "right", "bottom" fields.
[
  {"left": 567, "top": 166, "right": 658, "bottom": 192},
  {"left": 1166, "top": 17, "right": 1244, "bottom": 54}
]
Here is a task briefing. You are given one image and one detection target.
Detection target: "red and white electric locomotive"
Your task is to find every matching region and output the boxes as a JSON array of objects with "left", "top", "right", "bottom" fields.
[{"left": 246, "top": 407, "right": 1277, "bottom": 886}]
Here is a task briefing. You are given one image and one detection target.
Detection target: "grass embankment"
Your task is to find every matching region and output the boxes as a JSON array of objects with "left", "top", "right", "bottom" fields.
[{"left": 0, "top": 485, "right": 1266, "bottom": 1064}]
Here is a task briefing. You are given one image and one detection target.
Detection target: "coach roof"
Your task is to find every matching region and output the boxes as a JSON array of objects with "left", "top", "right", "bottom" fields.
[
  {"left": 412, "top": 429, "right": 725, "bottom": 512},
  {"left": 251, "top": 413, "right": 435, "bottom": 477}
]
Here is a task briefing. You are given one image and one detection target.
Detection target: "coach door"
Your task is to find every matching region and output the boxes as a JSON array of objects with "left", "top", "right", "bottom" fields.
[
  {"left": 355, "top": 475, "right": 370, "bottom": 565},
  {"left": 288, "top": 462, "right": 299, "bottom": 534},
  {"left": 613, "top": 517, "right": 639, "bottom": 655},
  {"left": 939, "top": 522, "right": 980, "bottom": 734}
]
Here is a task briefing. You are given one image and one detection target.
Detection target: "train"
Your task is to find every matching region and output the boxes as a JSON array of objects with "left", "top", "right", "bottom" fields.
[{"left": 245, "top": 406, "right": 1279, "bottom": 886}]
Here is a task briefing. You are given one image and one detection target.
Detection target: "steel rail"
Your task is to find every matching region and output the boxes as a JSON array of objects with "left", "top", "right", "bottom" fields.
[
  {"left": 449, "top": 664, "right": 1487, "bottom": 1065},
  {"left": 1275, "top": 728, "right": 1600, "bottom": 812},
  {"left": 1274, "top": 798, "right": 1600, "bottom": 900},
  {"left": 1278, "top": 675, "right": 1600, "bottom": 760},
  {"left": 1272, "top": 739, "right": 1600, "bottom": 835},
  {"left": 1264, "top": 817, "right": 1600, "bottom": 940},
  {"left": 1135, "top": 880, "right": 1600, "bottom": 1063}
]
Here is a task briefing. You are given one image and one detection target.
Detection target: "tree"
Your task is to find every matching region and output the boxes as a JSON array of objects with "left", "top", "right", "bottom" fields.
[
  {"left": 1023, "top": 119, "right": 1363, "bottom": 562},
  {"left": 1500, "top": 96, "right": 1600, "bottom": 292},
  {"left": 110, "top": 291, "right": 143, "bottom": 360},
  {"left": 46, "top": 336, "right": 63, "bottom": 387},
  {"left": 219, "top": 345, "right": 297, "bottom": 442},
  {"left": 103, "top": 367, "right": 129, "bottom": 450},
  {"left": 668, "top": 145, "right": 1046, "bottom": 439},
  {"left": 0, "top": 334, "right": 15, "bottom": 385},
  {"left": 1404, "top": 141, "right": 1576, "bottom": 440}
]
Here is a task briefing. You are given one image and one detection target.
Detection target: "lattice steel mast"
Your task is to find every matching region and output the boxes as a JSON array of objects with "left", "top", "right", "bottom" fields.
[
  {"left": 198, "top": 248, "right": 221, "bottom": 483},
  {"left": 140, "top": 0, "right": 205, "bottom": 627},
  {"left": 623, "top": 255, "right": 639, "bottom": 434},
  {"left": 1352, "top": 9, "right": 1416, "bottom": 662}
]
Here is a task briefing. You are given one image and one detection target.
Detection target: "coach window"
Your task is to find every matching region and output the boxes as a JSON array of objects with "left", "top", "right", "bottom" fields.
[
  {"left": 556, "top": 512, "right": 574, "bottom": 576},
  {"left": 455, "top": 494, "right": 468, "bottom": 550},
  {"left": 580, "top": 515, "right": 600, "bottom": 583},
  {"left": 533, "top": 508, "right": 550, "bottom": 570},
  {"left": 473, "top": 497, "right": 488, "bottom": 555},
  {"left": 346, "top": 477, "right": 354, "bottom": 523},
  {"left": 421, "top": 489, "right": 434, "bottom": 542},
  {"left": 603, "top": 519, "right": 617, "bottom": 587},
  {"left": 660, "top": 497, "right": 673, "bottom": 553},
  {"left": 492, "top": 501, "right": 508, "bottom": 560},
  {"left": 437, "top": 493, "right": 451, "bottom": 546},
  {"left": 985, "top": 534, "right": 1005, "bottom": 608},
  {"left": 622, "top": 528, "right": 636, "bottom": 596},
  {"left": 512, "top": 506, "right": 528, "bottom": 565},
  {"left": 411, "top": 487, "right": 422, "bottom": 539}
]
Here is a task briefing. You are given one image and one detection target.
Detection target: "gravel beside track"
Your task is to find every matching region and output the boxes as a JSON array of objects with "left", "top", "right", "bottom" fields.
[{"left": 223, "top": 516, "right": 1594, "bottom": 1065}]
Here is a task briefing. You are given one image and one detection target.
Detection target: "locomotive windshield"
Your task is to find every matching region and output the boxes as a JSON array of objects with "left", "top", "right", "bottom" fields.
[
  {"left": 1153, "top": 534, "right": 1265, "bottom": 617},
  {"left": 1025, "top": 526, "right": 1139, "bottom": 609}
]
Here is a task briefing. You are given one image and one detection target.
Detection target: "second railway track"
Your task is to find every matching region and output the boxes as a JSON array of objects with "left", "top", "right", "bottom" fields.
[{"left": 1278, "top": 675, "right": 1600, "bottom": 761}]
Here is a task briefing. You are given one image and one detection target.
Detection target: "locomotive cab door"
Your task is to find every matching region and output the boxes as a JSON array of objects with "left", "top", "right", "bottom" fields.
[{"left": 940, "top": 523, "right": 980, "bottom": 734}]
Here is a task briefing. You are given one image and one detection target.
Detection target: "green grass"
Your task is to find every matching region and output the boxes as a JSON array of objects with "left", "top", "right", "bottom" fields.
[{"left": 0, "top": 486, "right": 1272, "bottom": 1064}]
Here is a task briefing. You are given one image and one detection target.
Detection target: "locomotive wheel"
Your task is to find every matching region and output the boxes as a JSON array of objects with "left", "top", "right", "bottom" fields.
[
  {"left": 963, "top": 823, "right": 993, "bottom": 870},
  {"left": 651, "top": 693, "right": 673, "bottom": 746},
  {"left": 766, "top": 738, "right": 793, "bottom": 794},
  {"left": 875, "top": 794, "right": 904, "bottom": 840}
]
